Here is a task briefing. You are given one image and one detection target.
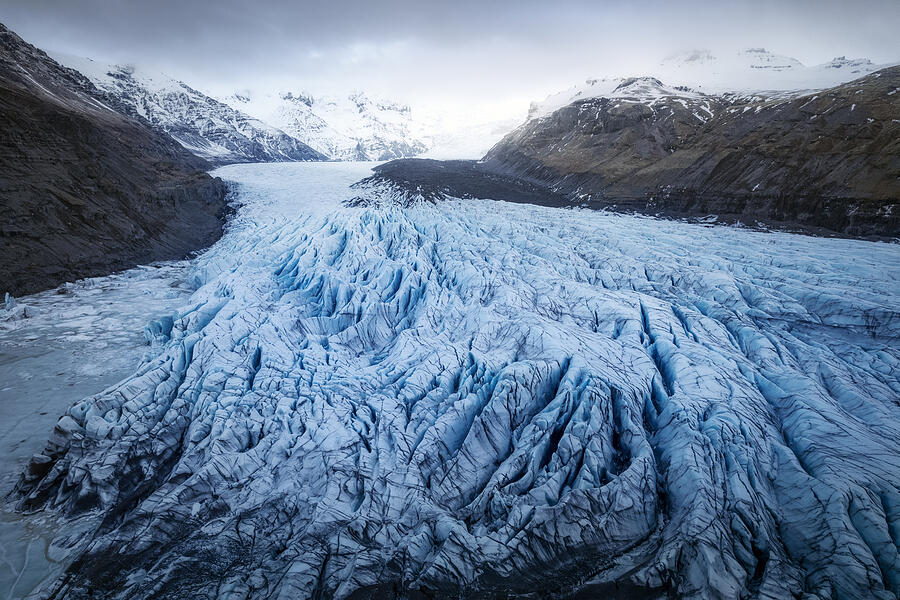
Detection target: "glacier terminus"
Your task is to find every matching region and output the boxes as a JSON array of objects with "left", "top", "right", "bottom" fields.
[{"left": 5, "top": 162, "right": 900, "bottom": 599}]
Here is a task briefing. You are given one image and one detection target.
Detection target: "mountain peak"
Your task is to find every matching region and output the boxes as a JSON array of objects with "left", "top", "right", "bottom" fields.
[
  {"left": 226, "top": 89, "right": 428, "bottom": 160},
  {"left": 613, "top": 76, "right": 665, "bottom": 91},
  {"left": 822, "top": 56, "right": 876, "bottom": 70}
]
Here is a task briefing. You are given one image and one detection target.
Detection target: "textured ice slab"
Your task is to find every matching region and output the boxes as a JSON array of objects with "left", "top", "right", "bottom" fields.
[{"left": 12, "top": 162, "right": 900, "bottom": 599}]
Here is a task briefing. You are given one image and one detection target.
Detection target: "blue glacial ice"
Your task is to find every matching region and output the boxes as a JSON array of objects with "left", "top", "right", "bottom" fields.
[{"left": 9, "top": 162, "right": 900, "bottom": 599}]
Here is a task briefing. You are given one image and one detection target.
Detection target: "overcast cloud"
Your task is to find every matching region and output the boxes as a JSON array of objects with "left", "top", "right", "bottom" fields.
[{"left": 2, "top": 0, "right": 899, "bottom": 117}]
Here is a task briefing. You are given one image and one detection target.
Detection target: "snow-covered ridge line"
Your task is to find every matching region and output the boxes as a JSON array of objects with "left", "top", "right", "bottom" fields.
[
  {"left": 55, "top": 50, "right": 439, "bottom": 163},
  {"left": 529, "top": 48, "right": 897, "bottom": 120},
  {"left": 52, "top": 53, "right": 325, "bottom": 165},
  {"left": 223, "top": 89, "right": 431, "bottom": 161},
  {"left": 12, "top": 163, "right": 900, "bottom": 599}
]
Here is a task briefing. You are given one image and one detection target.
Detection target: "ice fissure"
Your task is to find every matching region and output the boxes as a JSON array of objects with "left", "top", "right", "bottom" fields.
[{"left": 11, "top": 168, "right": 900, "bottom": 599}]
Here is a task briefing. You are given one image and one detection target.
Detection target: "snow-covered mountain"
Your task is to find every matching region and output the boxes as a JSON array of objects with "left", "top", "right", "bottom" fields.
[
  {"left": 53, "top": 54, "right": 325, "bottom": 165},
  {"left": 224, "top": 89, "right": 430, "bottom": 161},
  {"left": 528, "top": 76, "right": 709, "bottom": 120},
  {"left": 52, "top": 53, "right": 512, "bottom": 164},
  {"left": 528, "top": 48, "right": 893, "bottom": 120},
  {"left": 487, "top": 66, "right": 900, "bottom": 238},
  {"left": 659, "top": 47, "right": 887, "bottom": 92}
]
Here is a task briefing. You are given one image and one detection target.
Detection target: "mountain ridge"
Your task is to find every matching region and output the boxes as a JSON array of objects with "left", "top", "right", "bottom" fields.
[
  {"left": 528, "top": 48, "right": 896, "bottom": 120},
  {"left": 51, "top": 54, "right": 327, "bottom": 165},
  {"left": 223, "top": 88, "right": 431, "bottom": 160}
]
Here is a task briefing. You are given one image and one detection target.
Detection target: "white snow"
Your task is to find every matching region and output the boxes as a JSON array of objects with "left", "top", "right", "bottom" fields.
[
  {"left": 659, "top": 48, "right": 891, "bottom": 94},
  {"left": 529, "top": 49, "right": 896, "bottom": 121},
  {"left": 6, "top": 162, "right": 900, "bottom": 599},
  {"left": 529, "top": 76, "right": 706, "bottom": 120},
  {"left": 224, "top": 89, "right": 430, "bottom": 160},
  {"left": 419, "top": 116, "right": 522, "bottom": 159}
]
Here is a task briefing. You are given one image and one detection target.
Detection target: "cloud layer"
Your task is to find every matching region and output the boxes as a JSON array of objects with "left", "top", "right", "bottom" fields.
[{"left": 2, "top": 0, "right": 898, "bottom": 115}]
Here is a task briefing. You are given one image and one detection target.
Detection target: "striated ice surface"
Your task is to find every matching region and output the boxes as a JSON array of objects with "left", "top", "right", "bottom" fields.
[{"left": 10, "top": 162, "right": 900, "bottom": 599}]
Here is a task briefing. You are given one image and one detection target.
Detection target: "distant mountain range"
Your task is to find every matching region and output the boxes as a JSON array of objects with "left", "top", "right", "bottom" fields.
[
  {"left": 52, "top": 55, "right": 326, "bottom": 165},
  {"left": 53, "top": 53, "right": 523, "bottom": 163},
  {"left": 528, "top": 48, "right": 893, "bottom": 120},
  {"left": 222, "top": 89, "right": 431, "bottom": 161},
  {"left": 52, "top": 55, "right": 441, "bottom": 163},
  {"left": 50, "top": 46, "right": 894, "bottom": 170}
]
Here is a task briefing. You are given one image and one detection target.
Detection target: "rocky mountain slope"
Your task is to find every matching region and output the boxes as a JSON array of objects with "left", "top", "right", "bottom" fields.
[
  {"left": 225, "top": 89, "right": 430, "bottom": 160},
  {"left": 0, "top": 23, "right": 228, "bottom": 296},
  {"left": 483, "top": 68, "right": 900, "bottom": 237},
  {"left": 366, "top": 68, "right": 899, "bottom": 238},
  {"left": 54, "top": 55, "right": 325, "bottom": 165}
]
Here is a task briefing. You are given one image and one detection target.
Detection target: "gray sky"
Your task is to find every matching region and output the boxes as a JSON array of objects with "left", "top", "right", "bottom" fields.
[{"left": 2, "top": 0, "right": 899, "bottom": 118}]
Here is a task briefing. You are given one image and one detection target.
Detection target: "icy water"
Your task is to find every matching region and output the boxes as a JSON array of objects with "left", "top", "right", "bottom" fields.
[
  {"left": 0, "top": 263, "right": 197, "bottom": 598},
  {"left": 3, "top": 161, "right": 900, "bottom": 599}
]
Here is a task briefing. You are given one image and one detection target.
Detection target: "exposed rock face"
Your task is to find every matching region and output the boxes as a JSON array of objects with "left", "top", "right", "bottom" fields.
[
  {"left": 482, "top": 69, "right": 900, "bottom": 238},
  {"left": 11, "top": 163, "right": 900, "bottom": 600},
  {"left": 0, "top": 23, "right": 229, "bottom": 296},
  {"left": 54, "top": 55, "right": 326, "bottom": 165}
]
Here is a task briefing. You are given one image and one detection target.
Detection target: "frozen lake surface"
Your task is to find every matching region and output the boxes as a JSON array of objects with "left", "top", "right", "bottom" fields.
[{"left": 3, "top": 161, "right": 899, "bottom": 599}]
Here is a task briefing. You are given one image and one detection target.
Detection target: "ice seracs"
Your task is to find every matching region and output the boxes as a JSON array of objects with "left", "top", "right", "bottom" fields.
[{"left": 12, "top": 162, "right": 900, "bottom": 599}]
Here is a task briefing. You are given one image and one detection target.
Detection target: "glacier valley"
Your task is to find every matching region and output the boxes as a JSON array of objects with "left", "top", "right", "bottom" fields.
[{"left": 4, "top": 162, "right": 900, "bottom": 599}]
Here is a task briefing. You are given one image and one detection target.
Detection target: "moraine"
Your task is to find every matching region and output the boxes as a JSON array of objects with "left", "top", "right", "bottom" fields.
[{"left": 4, "top": 161, "right": 899, "bottom": 599}]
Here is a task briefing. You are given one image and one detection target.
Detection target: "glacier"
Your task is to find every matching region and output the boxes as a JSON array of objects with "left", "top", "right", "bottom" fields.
[{"left": 7, "top": 162, "right": 900, "bottom": 599}]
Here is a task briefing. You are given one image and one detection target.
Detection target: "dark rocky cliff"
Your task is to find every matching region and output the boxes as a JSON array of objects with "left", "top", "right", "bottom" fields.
[{"left": 0, "top": 23, "right": 228, "bottom": 296}]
